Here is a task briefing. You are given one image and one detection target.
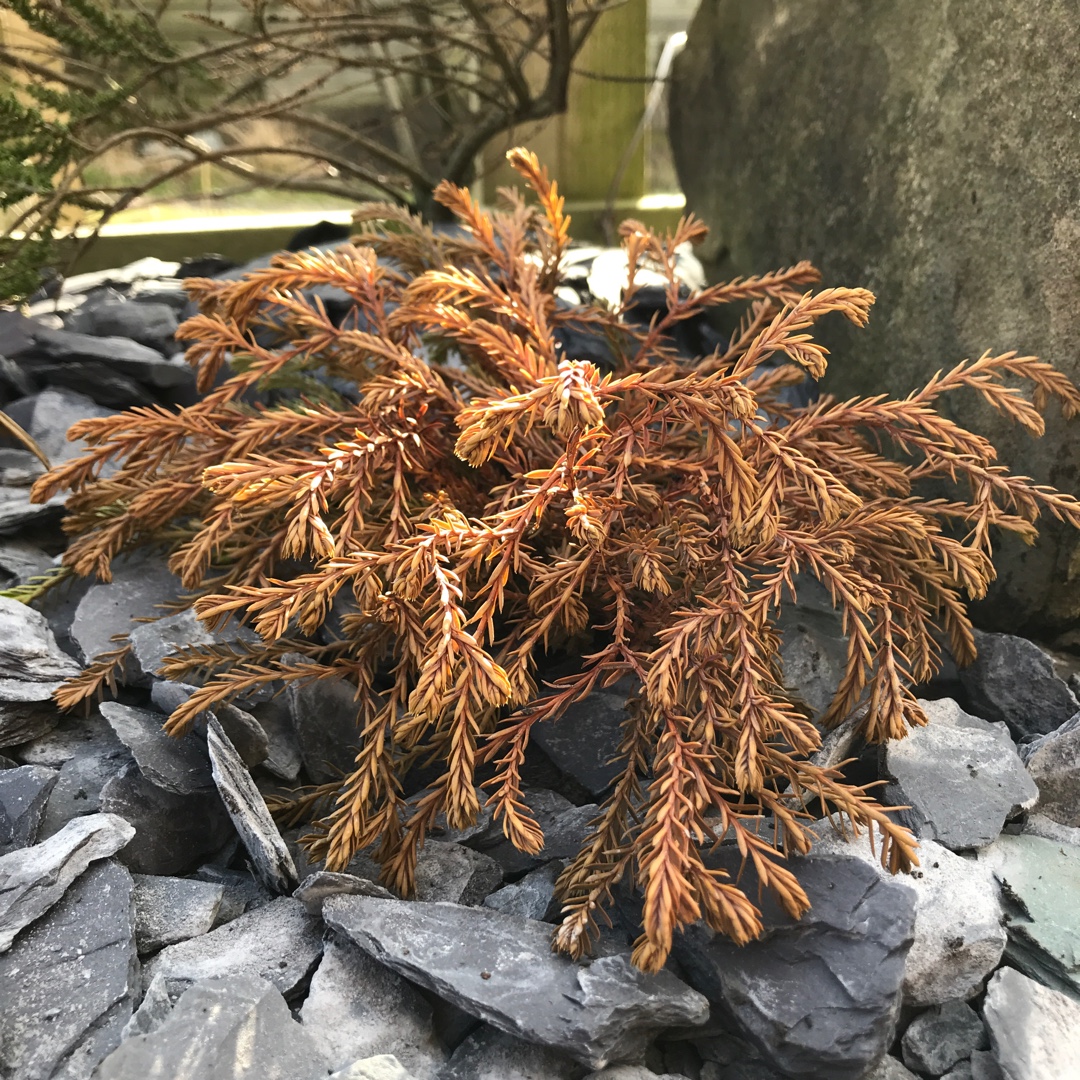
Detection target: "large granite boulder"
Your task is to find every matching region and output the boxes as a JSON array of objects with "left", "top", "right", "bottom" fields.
[{"left": 669, "top": 0, "right": 1080, "bottom": 633}]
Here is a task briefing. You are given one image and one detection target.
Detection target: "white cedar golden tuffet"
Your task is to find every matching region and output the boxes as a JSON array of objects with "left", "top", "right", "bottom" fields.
[{"left": 32, "top": 148, "right": 1080, "bottom": 973}]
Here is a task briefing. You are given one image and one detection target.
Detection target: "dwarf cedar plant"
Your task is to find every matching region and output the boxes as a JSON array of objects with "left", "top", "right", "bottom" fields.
[{"left": 31, "top": 149, "right": 1080, "bottom": 972}]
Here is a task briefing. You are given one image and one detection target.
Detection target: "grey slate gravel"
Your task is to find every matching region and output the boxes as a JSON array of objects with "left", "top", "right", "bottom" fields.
[
  {"left": 131, "top": 874, "right": 224, "bottom": 953},
  {"left": 900, "top": 1000, "right": 987, "bottom": 1075},
  {"left": 1019, "top": 711, "right": 1080, "bottom": 826},
  {"left": 0, "top": 595, "right": 80, "bottom": 682},
  {"left": 0, "top": 678, "right": 66, "bottom": 749},
  {"left": 673, "top": 853, "right": 916, "bottom": 1080},
  {"left": 0, "top": 811, "right": 134, "bottom": 952},
  {"left": 436, "top": 1024, "right": 583, "bottom": 1080},
  {"left": 882, "top": 697, "right": 1037, "bottom": 850},
  {"left": 0, "top": 859, "right": 138, "bottom": 1079},
  {"left": 414, "top": 841, "right": 502, "bottom": 905},
  {"left": 95, "top": 973, "right": 329, "bottom": 1080},
  {"left": 142, "top": 895, "right": 323, "bottom": 998},
  {"left": 100, "top": 701, "right": 214, "bottom": 795},
  {"left": 983, "top": 966, "right": 1080, "bottom": 1080},
  {"left": 0, "top": 763, "right": 58, "bottom": 852},
  {"left": 206, "top": 717, "right": 296, "bottom": 893},
  {"left": 324, "top": 894, "right": 709, "bottom": 1068},
  {"left": 294, "top": 870, "right": 394, "bottom": 916},
  {"left": 959, "top": 630, "right": 1078, "bottom": 738}
]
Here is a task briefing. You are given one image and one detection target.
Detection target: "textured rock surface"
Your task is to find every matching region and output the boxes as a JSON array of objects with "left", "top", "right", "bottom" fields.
[
  {"left": 979, "top": 832, "right": 1080, "bottom": 998},
  {"left": 864, "top": 1058, "right": 921, "bottom": 1080},
  {"left": 882, "top": 698, "right": 1037, "bottom": 849},
  {"left": 960, "top": 632, "right": 1078, "bottom": 737},
  {"left": 331, "top": 1056, "right": 418, "bottom": 1080},
  {"left": 983, "top": 966, "right": 1080, "bottom": 1080},
  {"left": 0, "top": 811, "right": 134, "bottom": 951},
  {"left": 142, "top": 895, "right": 323, "bottom": 997},
  {"left": 413, "top": 841, "right": 502, "bottom": 905},
  {"left": 38, "top": 739, "right": 132, "bottom": 839},
  {"left": 0, "top": 763, "right": 58, "bottom": 852},
  {"left": 101, "top": 763, "right": 233, "bottom": 875},
  {"left": 70, "top": 554, "right": 180, "bottom": 669},
  {"left": 12, "top": 708, "right": 121, "bottom": 768},
  {"left": 668, "top": 0, "right": 1080, "bottom": 632},
  {"left": 324, "top": 895, "right": 709, "bottom": 1068},
  {"left": 0, "top": 859, "right": 138, "bottom": 1079},
  {"left": 129, "top": 609, "right": 259, "bottom": 682},
  {"left": 206, "top": 718, "right": 296, "bottom": 893},
  {"left": 438, "top": 1024, "right": 584, "bottom": 1080},
  {"left": 131, "top": 874, "right": 224, "bottom": 954},
  {"left": 530, "top": 680, "right": 633, "bottom": 797},
  {"left": 901, "top": 1000, "right": 987, "bottom": 1075},
  {"left": 0, "top": 678, "right": 66, "bottom": 749},
  {"left": 776, "top": 600, "right": 848, "bottom": 718},
  {"left": 1020, "top": 711, "right": 1080, "bottom": 825},
  {"left": 300, "top": 933, "right": 447, "bottom": 1078},
  {"left": 811, "top": 827, "right": 1006, "bottom": 1004},
  {"left": 0, "top": 595, "right": 80, "bottom": 681},
  {"left": 286, "top": 670, "right": 362, "bottom": 783},
  {"left": 95, "top": 973, "right": 328, "bottom": 1080},
  {"left": 483, "top": 860, "right": 564, "bottom": 922},
  {"left": 294, "top": 871, "right": 394, "bottom": 915},
  {"left": 673, "top": 853, "right": 916, "bottom": 1080},
  {"left": 100, "top": 701, "right": 213, "bottom": 795}
]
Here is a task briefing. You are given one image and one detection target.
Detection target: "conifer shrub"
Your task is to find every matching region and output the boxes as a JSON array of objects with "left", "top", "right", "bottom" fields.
[{"left": 32, "top": 150, "right": 1080, "bottom": 972}]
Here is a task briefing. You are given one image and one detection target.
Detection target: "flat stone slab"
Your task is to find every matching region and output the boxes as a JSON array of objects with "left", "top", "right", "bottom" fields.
[
  {"left": 960, "top": 630, "right": 1078, "bottom": 738},
  {"left": 1020, "top": 712, "right": 1080, "bottom": 827},
  {"left": 979, "top": 832, "right": 1080, "bottom": 999},
  {"left": 0, "top": 596, "right": 80, "bottom": 682},
  {"left": 812, "top": 827, "right": 1006, "bottom": 1005},
  {"left": 0, "top": 859, "right": 138, "bottom": 1079},
  {"left": 883, "top": 697, "right": 1037, "bottom": 850},
  {"left": 142, "top": 895, "right": 323, "bottom": 998},
  {"left": 299, "top": 934, "right": 447, "bottom": 1078},
  {"left": 206, "top": 717, "right": 296, "bottom": 893},
  {"left": 131, "top": 874, "right": 224, "bottom": 954},
  {"left": 0, "top": 764, "right": 58, "bottom": 853},
  {"left": 323, "top": 895, "right": 709, "bottom": 1069},
  {"left": 100, "top": 701, "right": 213, "bottom": 795},
  {"left": 673, "top": 852, "right": 916, "bottom": 1080},
  {"left": 983, "top": 966, "right": 1080, "bottom": 1080},
  {"left": 95, "top": 973, "right": 329, "bottom": 1080},
  {"left": 0, "top": 812, "right": 134, "bottom": 952}
]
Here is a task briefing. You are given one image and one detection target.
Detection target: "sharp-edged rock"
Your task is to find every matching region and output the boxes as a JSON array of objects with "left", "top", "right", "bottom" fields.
[
  {"left": 864, "top": 1058, "right": 921, "bottom": 1080},
  {"left": 95, "top": 973, "right": 329, "bottom": 1080},
  {"left": 0, "top": 484, "right": 66, "bottom": 532},
  {"left": 483, "top": 859, "right": 564, "bottom": 922},
  {"left": 37, "top": 739, "right": 132, "bottom": 839},
  {"left": 0, "top": 859, "right": 138, "bottom": 1080},
  {"left": 142, "top": 895, "right": 323, "bottom": 998},
  {"left": 978, "top": 832, "right": 1080, "bottom": 999},
  {"left": 882, "top": 697, "right": 1037, "bottom": 850},
  {"left": 530, "top": 680, "right": 634, "bottom": 798},
  {"left": 0, "top": 595, "right": 80, "bottom": 682},
  {"left": 331, "top": 1056, "right": 419, "bottom": 1080},
  {"left": 959, "top": 630, "right": 1078, "bottom": 738},
  {"left": 66, "top": 299, "right": 179, "bottom": 355},
  {"left": 811, "top": 827, "right": 1006, "bottom": 1005},
  {"left": 248, "top": 697, "right": 303, "bottom": 780},
  {"left": 776, "top": 599, "right": 848, "bottom": 718},
  {"left": 194, "top": 864, "right": 273, "bottom": 924},
  {"left": 300, "top": 932, "right": 447, "bottom": 1078},
  {"left": 0, "top": 811, "right": 134, "bottom": 952},
  {"left": 14, "top": 707, "right": 125, "bottom": 768},
  {"left": 983, "top": 966, "right": 1080, "bottom": 1080},
  {"left": 901, "top": 1000, "right": 987, "bottom": 1076},
  {"left": 465, "top": 788, "right": 597, "bottom": 875},
  {"left": 0, "top": 677, "right": 66, "bottom": 749},
  {"left": 294, "top": 870, "right": 394, "bottom": 916},
  {"left": 0, "top": 539, "right": 53, "bottom": 585},
  {"left": 0, "top": 763, "right": 58, "bottom": 853},
  {"left": 672, "top": 853, "right": 916, "bottom": 1080},
  {"left": 2, "top": 387, "right": 115, "bottom": 465},
  {"left": 1019, "top": 711, "right": 1080, "bottom": 826},
  {"left": 212, "top": 702, "right": 269, "bottom": 767},
  {"left": 70, "top": 553, "right": 181, "bottom": 670},
  {"left": 100, "top": 701, "right": 214, "bottom": 795},
  {"left": 131, "top": 874, "right": 224, "bottom": 954},
  {"left": 413, "top": 840, "right": 502, "bottom": 905},
  {"left": 206, "top": 717, "right": 296, "bottom": 893},
  {"left": 323, "top": 894, "right": 709, "bottom": 1069},
  {"left": 286, "top": 668, "right": 362, "bottom": 783},
  {"left": 122, "top": 971, "right": 180, "bottom": 1040},
  {"left": 437, "top": 1024, "right": 584, "bottom": 1080},
  {"left": 128, "top": 608, "right": 260, "bottom": 682},
  {"left": 101, "top": 762, "right": 234, "bottom": 875}
]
